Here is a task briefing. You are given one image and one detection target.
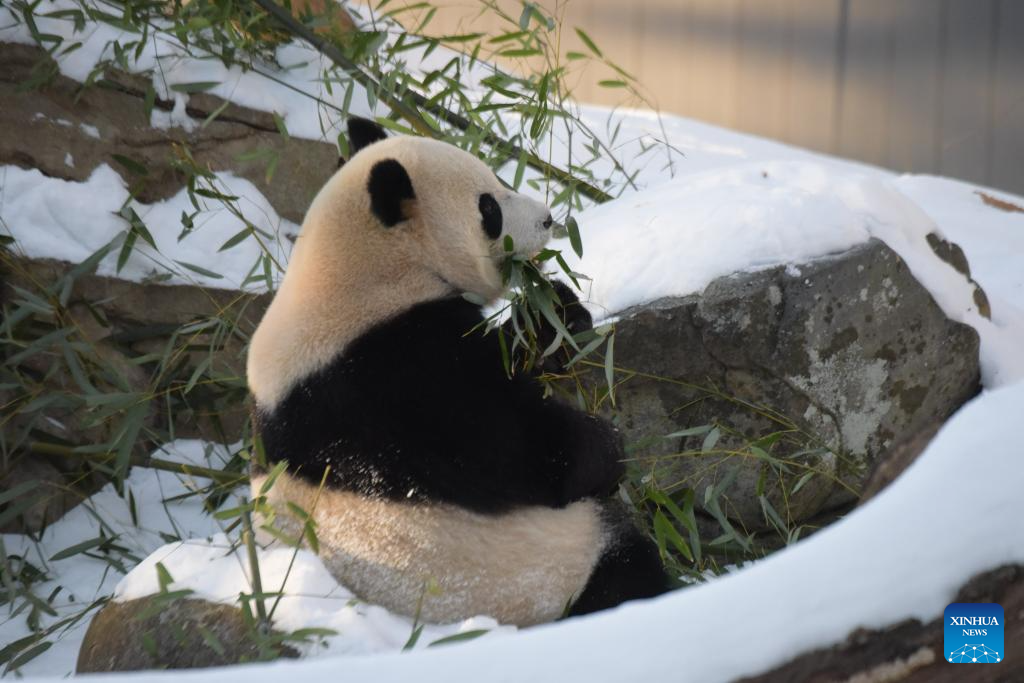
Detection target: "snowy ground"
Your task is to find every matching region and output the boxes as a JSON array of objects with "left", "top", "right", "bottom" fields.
[{"left": 3, "top": 1, "right": 1024, "bottom": 680}]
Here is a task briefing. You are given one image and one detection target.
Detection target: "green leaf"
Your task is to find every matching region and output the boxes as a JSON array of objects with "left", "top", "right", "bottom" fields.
[
  {"left": 0, "top": 480, "right": 38, "bottom": 506},
  {"left": 566, "top": 215, "right": 583, "bottom": 258},
  {"left": 652, "top": 509, "right": 693, "bottom": 562},
  {"left": 598, "top": 79, "right": 628, "bottom": 89},
  {"left": 197, "top": 625, "right": 226, "bottom": 656},
  {"left": 50, "top": 536, "right": 106, "bottom": 561},
  {"left": 175, "top": 260, "right": 224, "bottom": 279},
  {"left": 259, "top": 460, "right": 289, "bottom": 495},
  {"left": 272, "top": 112, "right": 289, "bottom": 141},
  {"left": 184, "top": 356, "right": 212, "bottom": 394},
  {"left": 218, "top": 227, "right": 251, "bottom": 252},
  {"left": 575, "top": 28, "right": 603, "bottom": 57},
  {"left": 111, "top": 154, "right": 148, "bottom": 177},
  {"left": 499, "top": 48, "right": 542, "bottom": 58},
  {"left": 258, "top": 524, "right": 301, "bottom": 547},
  {"left": 402, "top": 624, "right": 424, "bottom": 651},
  {"left": 604, "top": 331, "right": 615, "bottom": 406},
  {"left": 5, "top": 640, "right": 52, "bottom": 672},
  {"left": 200, "top": 99, "right": 230, "bottom": 129},
  {"left": 664, "top": 425, "right": 713, "bottom": 439},
  {"left": 0, "top": 497, "right": 37, "bottom": 530},
  {"left": 791, "top": 471, "right": 815, "bottom": 495},
  {"left": 303, "top": 521, "right": 320, "bottom": 554},
  {"left": 759, "top": 495, "right": 789, "bottom": 533},
  {"left": 512, "top": 150, "right": 527, "bottom": 191},
  {"left": 427, "top": 629, "right": 489, "bottom": 647},
  {"left": 213, "top": 504, "right": 251, "bottom": 520},
  {"left": 518, "top": 3, "right": 533, "bottom": 29},
  {"left": 701, "top": 426, "right": 721, "bottom": 453},
  {"left": 169, "top": 81, "right": 220, "bottom": 93},
  {"left": 155, "top": 562, "right": 175, "bottom": 592}
]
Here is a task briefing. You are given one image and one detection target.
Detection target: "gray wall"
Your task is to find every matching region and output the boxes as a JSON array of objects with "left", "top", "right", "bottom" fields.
[{"left": 425, "top": 0, "right": 1024, "bottom": 195}]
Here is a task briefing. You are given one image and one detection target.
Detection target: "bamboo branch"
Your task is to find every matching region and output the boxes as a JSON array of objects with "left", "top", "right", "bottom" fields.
[
  {"left": 29, "top": 441, "right": 248, "bottom": 487},
  {"left": 250, "top": 0, "right": 613, "bottom": 203}
]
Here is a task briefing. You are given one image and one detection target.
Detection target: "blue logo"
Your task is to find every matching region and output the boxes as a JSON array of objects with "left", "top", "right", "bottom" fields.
[{"left": 944, "top": 602, "right": 1003, "bottom": 663}]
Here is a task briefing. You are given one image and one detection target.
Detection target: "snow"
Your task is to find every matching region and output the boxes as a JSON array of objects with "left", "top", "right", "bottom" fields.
[{"left": 0, "top": 164, "right": 297, "bottom": 291}]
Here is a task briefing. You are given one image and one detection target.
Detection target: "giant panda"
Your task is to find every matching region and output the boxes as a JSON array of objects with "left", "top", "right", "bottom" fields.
[{"left": 247, "top": 118, "right": 669, "bottom": 627}]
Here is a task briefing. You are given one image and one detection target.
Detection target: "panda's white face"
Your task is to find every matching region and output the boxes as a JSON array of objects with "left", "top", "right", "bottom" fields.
[
  {"left": 478, "top": 188, "right": 554, "bottom": 259},
  {"left": 247, "top": 125, "right": 555, "bottom": 408},
  {"left": 347, "top": 134, "right": 553, "bottom": 299}
]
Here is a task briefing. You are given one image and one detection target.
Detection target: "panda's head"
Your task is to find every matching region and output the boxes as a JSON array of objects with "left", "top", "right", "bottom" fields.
[
  {"left": 319, "top": 117, "right": 552, "bottom": 298},
  {"left": 248, "top": 118, "right": 553, "bottom": 408}
]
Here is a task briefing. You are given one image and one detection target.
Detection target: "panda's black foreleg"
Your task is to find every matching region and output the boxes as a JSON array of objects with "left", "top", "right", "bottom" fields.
[{"left": 568, "top": 506, "right": 672, "bottom": 617}]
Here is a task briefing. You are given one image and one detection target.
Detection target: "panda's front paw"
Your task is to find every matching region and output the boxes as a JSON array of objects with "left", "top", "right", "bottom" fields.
[{"left": 550, "top": 280, "right": 593, "bottom": 334}]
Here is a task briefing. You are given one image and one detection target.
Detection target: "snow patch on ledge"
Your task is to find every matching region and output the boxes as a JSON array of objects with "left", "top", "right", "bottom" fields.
[{"left": 0, "top": 164, "right": 297, "bottom": 292}]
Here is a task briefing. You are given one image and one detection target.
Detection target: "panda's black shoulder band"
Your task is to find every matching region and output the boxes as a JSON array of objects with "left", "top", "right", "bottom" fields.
[{"left": 254, "top": 297, "right": 626, "bottom": 514}]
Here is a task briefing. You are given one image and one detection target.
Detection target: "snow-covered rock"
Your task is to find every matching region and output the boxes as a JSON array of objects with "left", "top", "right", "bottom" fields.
[
  {"left": 588, "top": 239, "right": 979, "bottom": 528},
  {"left": 76, "top": 597, "right": 298, "bottom": 672}
]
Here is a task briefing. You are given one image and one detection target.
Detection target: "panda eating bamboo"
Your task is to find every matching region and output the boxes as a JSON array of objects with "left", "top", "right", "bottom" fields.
[{"left": 246, "top": 118, "right": 669, "bottom": 627}]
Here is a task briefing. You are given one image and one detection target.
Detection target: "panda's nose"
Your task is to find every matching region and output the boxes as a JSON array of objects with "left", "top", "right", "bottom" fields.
[{"left": 541, "top": 214, "right": 553, "bottom": 230}]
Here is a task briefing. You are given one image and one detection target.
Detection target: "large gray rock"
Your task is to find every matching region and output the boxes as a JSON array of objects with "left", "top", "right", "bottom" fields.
[{"left": 590, "top": 239, "right": 980, "bottom": 528}]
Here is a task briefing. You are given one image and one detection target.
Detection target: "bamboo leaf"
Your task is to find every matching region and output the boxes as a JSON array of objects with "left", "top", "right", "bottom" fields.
[
  {"left": 575, "top": 28, "right": 603, "bottom": 57},
  {"left": 604, "top": 331, "right": 615, "bottom": 406},
  {"left": 259, "top": 460, "right": 289, "bottom": 495},
  {"left": 566, "top": 215, "right": 583, "bottom": 258},
  {"left": 175, "top": 260, "right": 224, "bottom": 279},
  {"left": 428, "top": 629, "right": 489, "bottom": 647},
  {"left": 169, "top": 81, "right": 220, "bottom": 93},
  {"left": 50, "top": 536, "right": 106, "bottom": 561}
]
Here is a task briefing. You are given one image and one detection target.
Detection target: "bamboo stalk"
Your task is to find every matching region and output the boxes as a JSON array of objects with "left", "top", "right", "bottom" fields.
[
  {"left": 28, "top": 441, "right": 247, "bottom": 487},
  {"left": 250, "top": 0, "right": 613, "bottom": 203}
]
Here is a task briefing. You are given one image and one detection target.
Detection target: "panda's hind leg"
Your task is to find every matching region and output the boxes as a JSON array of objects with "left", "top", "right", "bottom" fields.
[{"left": 567, "top": 503, "right": 671, "bottom": 617}]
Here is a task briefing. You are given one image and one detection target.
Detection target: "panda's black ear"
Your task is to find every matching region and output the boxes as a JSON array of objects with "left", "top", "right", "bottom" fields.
[
  {"left": 368, "top": 159, "right": 415, "bottom": 227},
  {"left": 348, "top": 117, "right": 388, "bottom": 155}
]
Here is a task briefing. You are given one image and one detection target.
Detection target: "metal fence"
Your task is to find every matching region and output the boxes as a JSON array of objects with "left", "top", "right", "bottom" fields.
[{"left": 424, "top": 0, "right": 1024, "bottom": 195}]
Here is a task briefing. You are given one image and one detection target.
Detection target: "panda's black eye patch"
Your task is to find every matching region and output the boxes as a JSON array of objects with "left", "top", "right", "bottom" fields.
[{"left": 479, "top": 193, "right": 503, "bottom": 240}]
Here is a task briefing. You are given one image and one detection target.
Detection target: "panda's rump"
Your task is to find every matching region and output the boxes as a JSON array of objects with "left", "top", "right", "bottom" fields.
[{"left": 253, "top": 471, "right": 606, "bottom": 627}]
